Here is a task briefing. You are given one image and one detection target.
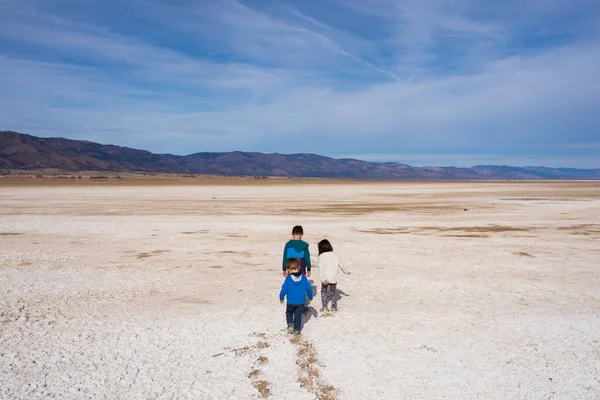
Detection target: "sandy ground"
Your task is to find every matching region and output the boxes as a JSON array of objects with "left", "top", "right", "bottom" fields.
[{"left": 1, "top": 180, "right": 599, "bottom": 399}]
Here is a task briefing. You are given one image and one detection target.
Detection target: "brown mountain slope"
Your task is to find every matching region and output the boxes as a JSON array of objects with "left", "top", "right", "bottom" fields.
[{"left": 1, "top": 131, "right": 599, "bottom": 179}]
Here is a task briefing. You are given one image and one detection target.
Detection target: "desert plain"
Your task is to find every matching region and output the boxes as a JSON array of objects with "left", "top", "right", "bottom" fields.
[{"left": 1, "top": 178, "right": 599, "bottom": 399}]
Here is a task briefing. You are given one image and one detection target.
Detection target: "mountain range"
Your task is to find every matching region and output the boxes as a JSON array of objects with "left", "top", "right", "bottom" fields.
[{"left": 1, "top": 130, "right": 599, "bottom": 180}]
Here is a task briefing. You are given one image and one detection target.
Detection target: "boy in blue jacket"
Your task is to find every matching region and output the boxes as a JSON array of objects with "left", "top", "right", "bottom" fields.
[{"left": 280, "top": 258, "right": 313, "bottom": 335}]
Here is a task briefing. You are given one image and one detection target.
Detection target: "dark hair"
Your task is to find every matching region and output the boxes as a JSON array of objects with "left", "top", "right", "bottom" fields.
[
  {"left": 286, "top": 258, "right": 300, "bottom": 271},
  {"left": 318, "top": 239, "right": 333, "bottom": 255},
  {"left": 291, "top": 225, "right": 303, "bottom": 235}
]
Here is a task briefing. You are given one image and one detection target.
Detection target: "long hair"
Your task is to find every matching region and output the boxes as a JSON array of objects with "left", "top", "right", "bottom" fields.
[{"left": 318, "top": 239, "right": 333, "bottom": 255}]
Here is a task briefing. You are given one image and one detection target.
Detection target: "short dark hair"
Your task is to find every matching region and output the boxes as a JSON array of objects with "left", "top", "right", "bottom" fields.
[
  {"left": 291, "top": 225, "right": 303, "bottom": 235},
  {"left": 286, "top": 258, "right": 300, "bottom": 271},
  {"left": 318, "top": 239, "right": 333, "bottom": 255}
]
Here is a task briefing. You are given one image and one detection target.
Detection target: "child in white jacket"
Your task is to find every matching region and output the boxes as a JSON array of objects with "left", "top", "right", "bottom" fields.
[{"left": 317, "top": 239, "right": 350, "bottom": 312}]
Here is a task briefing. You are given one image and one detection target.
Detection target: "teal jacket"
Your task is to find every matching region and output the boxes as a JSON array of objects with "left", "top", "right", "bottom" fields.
[{"left": 282, "top": 239, "right": 311, "bottom": 272}]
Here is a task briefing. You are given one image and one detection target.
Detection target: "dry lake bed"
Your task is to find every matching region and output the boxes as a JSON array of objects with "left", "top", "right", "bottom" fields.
[{"left": 1, "top": 179, "right": 599, "bottom": 399}]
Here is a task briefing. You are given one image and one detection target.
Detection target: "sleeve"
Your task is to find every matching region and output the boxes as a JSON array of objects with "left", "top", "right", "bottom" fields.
[
  {"left": 318, "top": 255, "right": 325, "bottom": 282},
  {"left": 279, "top": 279, "right": 287, "bottom": 301},
  {"left": 305, "top": 245, "right": 311, "bottom": 270},
  {"left": 282, "top": 243, "right": 288, "bottom": 271},
  {"left": 305, "top": 277, "right": 313, "bottom": 301}
]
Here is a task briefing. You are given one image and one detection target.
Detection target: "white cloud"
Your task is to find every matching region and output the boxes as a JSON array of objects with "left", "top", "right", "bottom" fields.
[{"left": 0, "top": 0, "right": 599, "bottom": 167}]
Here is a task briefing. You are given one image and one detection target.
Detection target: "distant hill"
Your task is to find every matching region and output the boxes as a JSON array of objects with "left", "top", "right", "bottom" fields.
[{"left": 1, "top": 130, "right": 599, "bottom": 179}]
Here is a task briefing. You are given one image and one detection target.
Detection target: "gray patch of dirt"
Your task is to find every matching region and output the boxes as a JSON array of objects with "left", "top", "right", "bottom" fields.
[{"left": 291, "top": 335, "right": 339, "bottom": 400}]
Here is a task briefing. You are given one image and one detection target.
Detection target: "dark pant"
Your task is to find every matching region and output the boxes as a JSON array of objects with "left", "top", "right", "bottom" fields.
[
  {"left": 298, "top": 258, "right": 308, "bottom": 275},
  {"left": 286, "top": 304, "right": 304, "bottom": 332},
  {"left": 321, "top": 283, "right": 337, "bottom": 310}
]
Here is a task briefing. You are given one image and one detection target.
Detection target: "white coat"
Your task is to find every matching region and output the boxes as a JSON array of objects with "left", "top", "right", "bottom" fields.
[{"left": 318, "top": 252, "right": 347, "bottom": 284}]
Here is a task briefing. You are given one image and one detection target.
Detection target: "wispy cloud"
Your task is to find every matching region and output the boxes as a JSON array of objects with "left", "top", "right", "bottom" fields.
[{"left": 0, "top": 0, "right": 599, "bottom": 167}]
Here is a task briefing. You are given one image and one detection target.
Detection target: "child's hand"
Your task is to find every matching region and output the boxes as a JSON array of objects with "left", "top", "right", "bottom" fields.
[
  {"left": 307, "top": 270, "right": 311, "bottom": 277},
  {"left": 280, "top": 300, "right": 284, "bottom": 304},
  {"left": 282, "top": 271, "right": 288, "bottom": 277}
]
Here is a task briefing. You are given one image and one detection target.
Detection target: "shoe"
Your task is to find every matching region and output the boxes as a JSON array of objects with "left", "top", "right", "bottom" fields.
[
  {"left": 331, "top": 307, "right": 338, "bottom": 312},
  {"left": 294, "top": 331, "right": 301, "bottom": 335},
  {"left": 320, "top": 307, "right": 329, "bottom": 312},
  {"left": 287, "top": 326, "right": 294, "bottom": 334}
]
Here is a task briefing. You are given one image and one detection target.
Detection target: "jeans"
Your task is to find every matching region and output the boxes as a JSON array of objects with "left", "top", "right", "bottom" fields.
[
  {"left": 286, "top": 304, "right": 304, "bottom": 332},
  {"left": 321, "top": 283, "right": 337, "bottom": 310}
]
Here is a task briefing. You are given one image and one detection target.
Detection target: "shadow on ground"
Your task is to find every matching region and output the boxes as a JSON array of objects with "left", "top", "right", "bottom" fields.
[{"left": 301, "top": 306, "right": 319, "bottom": 330}]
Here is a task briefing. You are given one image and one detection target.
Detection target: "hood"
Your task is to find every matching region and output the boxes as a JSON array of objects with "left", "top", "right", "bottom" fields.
[
  {"left": 288, "top": 239, "right": 309, "bottom": 252},
  {"left": 290, "top": 272, "right": 304, "bottom": 284}
]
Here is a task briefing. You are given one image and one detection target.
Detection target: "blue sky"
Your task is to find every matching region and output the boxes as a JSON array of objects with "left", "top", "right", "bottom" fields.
[{"left": 1, "top": 0, "right": 599, "bottom": 168}]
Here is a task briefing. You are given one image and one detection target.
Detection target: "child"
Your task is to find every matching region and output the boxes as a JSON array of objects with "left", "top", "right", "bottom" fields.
[
  {"left": 280, "top": 258, "right": 314, "bottom": 335},
  {"left": 281, "top": 225, "right": 311, "bottom": 277},
  {"left": 317, "top": 239, "right": 349, "bottom": 312}
]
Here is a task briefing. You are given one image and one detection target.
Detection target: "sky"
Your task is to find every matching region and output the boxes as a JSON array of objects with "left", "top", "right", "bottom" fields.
[{"left": 1, "top": 0, "right": 599, "bottom": 168}]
